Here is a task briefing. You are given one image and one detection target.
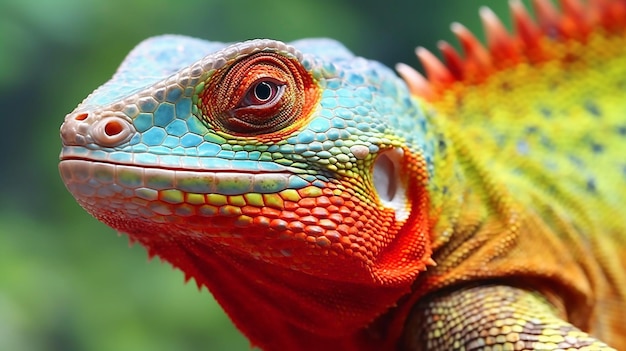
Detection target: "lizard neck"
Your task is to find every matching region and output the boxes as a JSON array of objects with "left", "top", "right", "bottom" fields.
[
  {"left": 87, "top": 149, "right": 435, "bottom": 351},
  {"left": 106, "top": 207, "right": 429, "bottom": 351}
]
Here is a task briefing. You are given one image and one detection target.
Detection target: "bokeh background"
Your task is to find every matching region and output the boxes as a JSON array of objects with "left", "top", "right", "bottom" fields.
[{"left": 1, "top": 0, "right": 523, "bottom": 350}]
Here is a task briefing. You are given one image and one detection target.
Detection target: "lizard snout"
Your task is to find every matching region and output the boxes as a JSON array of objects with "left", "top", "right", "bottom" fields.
[{"left": 60, "top": 110, "right": 135, "bottom": 148}]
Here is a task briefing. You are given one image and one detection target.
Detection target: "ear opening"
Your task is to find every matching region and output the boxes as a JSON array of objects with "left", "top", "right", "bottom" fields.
[{"left": 373, "top": 147, "right": 409, "bottom": 222}]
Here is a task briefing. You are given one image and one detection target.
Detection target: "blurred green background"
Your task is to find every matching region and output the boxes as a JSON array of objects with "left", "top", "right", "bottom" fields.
[{"left": 0, "top": 0, "right": 522, "bottom": 350}]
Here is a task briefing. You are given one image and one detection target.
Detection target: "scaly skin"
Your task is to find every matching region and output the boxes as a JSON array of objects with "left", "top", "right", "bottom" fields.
[{"left": 59, "top": 1, "right": 626, "bottom": 350}]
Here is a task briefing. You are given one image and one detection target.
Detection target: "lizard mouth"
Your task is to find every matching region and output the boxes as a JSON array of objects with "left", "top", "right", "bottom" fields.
[
  {"left": 60, "top": 148, "right": 411, "bottom": 222},
  {"left": 59, "top": 157, "right": 306, "bottom": 200}
]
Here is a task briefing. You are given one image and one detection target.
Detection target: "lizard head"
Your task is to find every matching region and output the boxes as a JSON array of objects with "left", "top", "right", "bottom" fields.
[{"left": 59, "top": 36, "right": 436, "bottom": 346}]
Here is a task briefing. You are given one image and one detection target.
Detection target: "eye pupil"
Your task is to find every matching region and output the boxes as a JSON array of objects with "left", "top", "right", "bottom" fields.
[
  {"left": 254, "top": 81, "right": 273, "bottom": 102},
  {"left": 241, "top": 79, "right": 283, "bottom": 108}
]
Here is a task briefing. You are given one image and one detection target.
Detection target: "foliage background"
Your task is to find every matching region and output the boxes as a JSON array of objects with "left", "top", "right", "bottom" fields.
[{"left": 0, "top": 0, "right": 523, "bottom": 350}]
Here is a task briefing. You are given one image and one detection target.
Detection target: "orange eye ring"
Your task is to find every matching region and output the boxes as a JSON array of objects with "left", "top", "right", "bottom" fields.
[{"left": 198, "top": 52, "right": 319, "bottom": 137}]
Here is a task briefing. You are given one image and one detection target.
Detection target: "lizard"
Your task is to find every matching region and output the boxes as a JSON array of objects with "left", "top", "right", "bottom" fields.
[{"left": 58, "top": 0, "right": 626, "bottom": 350}]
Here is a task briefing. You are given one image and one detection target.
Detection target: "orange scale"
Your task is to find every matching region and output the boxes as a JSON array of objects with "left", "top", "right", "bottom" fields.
[
  {"left": 315, "top": 236, "right": 332, "bottom": 247},
  {"left": 329, "top": 196, "right": 344, "bottom": 206},
  {"left": 298, "top": 197, "right": 317, "bottom": 208},
  {"left": 362, "top": 236, "right": 377, "bottom": 246},
  {"left": 283, "top": 201, "right": 300, "bottom": 211},
  {"left": 357, "top": 244, "right": 374, "bottom": 256},
  {"left": 321, "top": 187, "right": 335, "bottom": 195},
  {"left": 343, "top": 199, "right": 356, "bottom": 206},
  {"left": 269, "top": 219, "right": 289, "bottom": 231},
  {"left": 358, "top": 215, "right": 369, "bottom": 223},
  {"left": 294, "top": 232, "right": 307, "bottom": 241},
  {"left": 342, "top": 217, "right": 356, "bottom": 225},
  {"left": 279, "top": 211, "right": 299, "bottom": 221},
  {"left": 372, "top": 233, "right": 385, "bottom": 243},
  {"left": 252, "top": 216, "right": 271, "bottom": 227},
  {"left": 338, "top": 206, "right": 353, "bottom": 216},
  {"left": 241, "top": 206, "right": 262, "bottom": 216},
  {"left": 260, "top": 207, "right": 282, "bottom": 218},
  {"left": 349, "top": 242, "right": 362, "bottom": 252},
  {"left": 304, "top": 225, "right": 324, "bottom": 236},
  {"left": 218, "top": 205, "right": 242, "bottom": 217},
  {"left": 314, "top": 196, "right": 332, "bottom": 207},
  {"left": 352, "top": 205, "right": 366, "bottom": 214},
  {"left": 331, "top": 243, "right": 344, "bottom": 252},
  {"left": 328, "top": 213, "right": 345, "bottom": 224},
  {"left": 336, "top": 224, "right": 351, "bottom": 235},
  {"left": 318, "top": 219, "right": 337, "bottom": 230},
  {"left": 348, "top": 226, "right": 360, "bottom": 236},
  {"left": 339, "top": 192, "right": 352, "bottom": 199},
  {"left": 355, "top": 235, "right": 368, "bottom": 244},
  {"left": 326, "top": 205, "right": 340, "bottom": 213},
  {"left": 233, "top": 215, "right": 253, "bottom": 227},
  {"left": 311, "top": 207, "right": 330, "bottom": 218},
  {"left": 350, "top": 211, "right": 363, "bottom": 220},
  {"left": 294, "top": 207, "right": 311, "bottom": 217},
  {"left": 300, "top": 216, "right": 319, "bottom": 225},
  {"left": 339, "top": 236, "right": 352, "bottom": 246},
  {"left": 288, "top": 221, "right": 305, "bottom": 233},
  {"left": 362, "top": 209, "right": 376, "bottom": 218},
  {"left": 323, "top": 230, "right": 341, "bottom": 241}
]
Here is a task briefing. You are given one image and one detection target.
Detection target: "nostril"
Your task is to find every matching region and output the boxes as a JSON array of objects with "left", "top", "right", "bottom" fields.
[
  {"left": 74, "top": 113, "right": 89, "bottom": 121},
  {"left": 104, "top": 120, "right": 124, "bottom": 136},
  {"left": 60, "top": 111, "right": 91, "bottom": 146},
  {"left": 90, "top": 116, "right": 134, "bottom": 147}
]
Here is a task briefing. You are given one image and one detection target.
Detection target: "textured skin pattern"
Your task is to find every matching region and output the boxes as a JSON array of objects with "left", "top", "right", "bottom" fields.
[
  {"left": 59, "top": 1, "right": 626, "bottom": 350},
  {"left": 60, "top": 37, "right": 436, "bottom": 350},
  {"left": 403, "top": 285, "right": 613, "bottom": 350}
]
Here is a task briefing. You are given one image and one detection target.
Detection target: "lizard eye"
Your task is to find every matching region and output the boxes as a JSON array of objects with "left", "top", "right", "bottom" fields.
[
  {"left": 241, "top": 79, "right": 285, "bottom": 107},
  {"left": 198, "top": 52, "right": 319, "bottom": 136}
]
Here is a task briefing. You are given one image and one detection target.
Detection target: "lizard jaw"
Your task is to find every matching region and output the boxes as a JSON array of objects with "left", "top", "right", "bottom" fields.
[
  {"left": 59, "top": 158, "right": 302, "bottom": 196},
  {"left": 58, "top": 158, "right": 306, "bottom": 230}
]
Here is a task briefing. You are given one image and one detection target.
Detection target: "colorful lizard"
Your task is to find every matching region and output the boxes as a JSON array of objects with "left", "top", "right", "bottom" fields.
[{"left": 58, "top": 0, "right": 626, "bottom": 350}]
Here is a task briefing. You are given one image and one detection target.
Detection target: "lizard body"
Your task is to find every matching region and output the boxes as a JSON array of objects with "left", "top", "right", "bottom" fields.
[{"left": 59, "top": 1, "right": 626, "bottom": 350}]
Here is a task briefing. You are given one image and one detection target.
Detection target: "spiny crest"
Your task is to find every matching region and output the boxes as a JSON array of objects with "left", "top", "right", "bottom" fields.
[{"left": 397, "top": 0, "right": 626, "bottom": 100}]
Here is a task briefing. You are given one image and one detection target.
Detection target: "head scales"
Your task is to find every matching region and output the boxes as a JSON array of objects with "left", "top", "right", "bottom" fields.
[{"left": 59, "top": 35, "right": 440, "bottom": 351}]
